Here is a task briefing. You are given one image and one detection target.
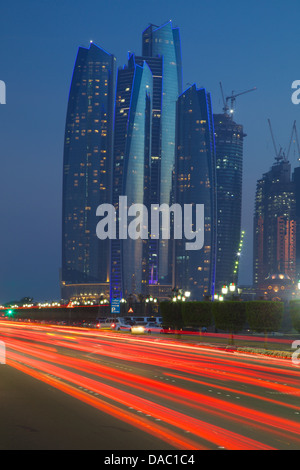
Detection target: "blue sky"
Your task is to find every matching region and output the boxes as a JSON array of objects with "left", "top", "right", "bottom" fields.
[{"left": 0, "top": 0, "right": 299, "bottom": 302}]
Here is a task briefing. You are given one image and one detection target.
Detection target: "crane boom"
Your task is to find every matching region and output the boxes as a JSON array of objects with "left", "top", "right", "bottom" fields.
[
  {"left": 227, "top": 87, "right": 257, "bottom": 115},
  {"left": 268, "top": 118, "right": 280, "bottom": 160},
  {"left": 219, "top": 82, "right": 228, "bottom": 114},
  {"left": 220, "top": 85, "right": 257, "bottom": 118},
  {"left": 227, "top": 87, "right": 257, "bottom": 102},
  {"left": 287, "top": 121, "right": 300, "bottom": 162}
]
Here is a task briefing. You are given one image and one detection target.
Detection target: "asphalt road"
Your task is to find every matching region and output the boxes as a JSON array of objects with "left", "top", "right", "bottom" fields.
[
  {"left": 1, "top": 320, "right": 300, "bottom": 450},
  {"left": 0, "top": 364, "right": 177, "bottom": 450}
]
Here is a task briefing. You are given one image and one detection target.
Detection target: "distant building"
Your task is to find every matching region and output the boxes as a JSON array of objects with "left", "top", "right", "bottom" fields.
[
  {"left": 253, "top": 157, "right": 296, "bottom": 289},
  {"left": 61, "top": 43, "right": 116, "bottom": 301},
  {"left": 257, "top": 273, "right": 294, "bottom": 302},
  {"left": 214, "top": 113, "right": 245, "bottom": 290},
  {"left": 293, "top": 166, "right": 300, "bottom": 281},
  {"left": 174, "top": 85, "right": 217, "bottom": 300}
]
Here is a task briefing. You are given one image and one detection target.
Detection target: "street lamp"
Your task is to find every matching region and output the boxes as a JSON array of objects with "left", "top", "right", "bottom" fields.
[{"left": 222, "top": 285, "right": 228, "bottom": 295}]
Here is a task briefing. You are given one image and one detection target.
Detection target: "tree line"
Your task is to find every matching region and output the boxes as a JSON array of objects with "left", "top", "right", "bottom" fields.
[{"left": 159, "top": 300, "right": 292, "bottom": 339}]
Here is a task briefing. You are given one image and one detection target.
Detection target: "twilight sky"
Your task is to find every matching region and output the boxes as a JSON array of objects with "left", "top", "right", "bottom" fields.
[{"left": 0, "top": 0, "right": 299, "bottom": 303}]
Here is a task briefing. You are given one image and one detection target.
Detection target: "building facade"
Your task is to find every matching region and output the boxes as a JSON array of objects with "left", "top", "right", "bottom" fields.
[
  {"left": 293, "top": 166, "right": 300, "bottom": 281},
  {"left": 134, "top": 54, "right": 163, "bottom": 286},
  {"left": 174, "top": 85, "right": 217, "bottom": 300},
  {"left": 110, "top": 55, "right": 153, "bottom": 300},
  {"left": 214, "top": 113, "right": 245, "bottom": 290},
  {"left": 61, "top": 42, "right": 116, "bottom": 301},
  {"left": 141, "top": 21, "right": 183, "bottom": 287},
  {"left": 253, "top": 157, "right": 296, "bottom": 289}
]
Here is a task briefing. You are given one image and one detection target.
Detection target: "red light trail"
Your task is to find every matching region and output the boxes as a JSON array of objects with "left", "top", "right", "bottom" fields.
[{"left": 1, "top": 320, "right": 300, "bottom": 450}]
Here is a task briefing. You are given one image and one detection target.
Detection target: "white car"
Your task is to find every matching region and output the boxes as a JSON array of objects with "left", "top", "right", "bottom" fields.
[
  {"left": 131, "top": 322, "right": 163, "bottom": 334},
  {"left": 97, "top": 317, "right": 133, "bottom": 331},
  {"left": 117, "top": 321, "right": 135, "bottom": 331}
]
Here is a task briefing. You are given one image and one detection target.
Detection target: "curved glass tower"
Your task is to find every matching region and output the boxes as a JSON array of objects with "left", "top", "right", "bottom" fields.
[
  {"left": 61, "top": 42, "right": 116, "bottom": 301},
  {"left": 122, "top": 57, "right": 152, "bottom": 297},
  {"left": 142, "top": 21, "right": 183, "bottom": 285},
  {"left": 175, "top": 85, "right": 217, "bottom": 300},
  {"left": 111, "top": 55, "right": 153, "bottom": 299}
]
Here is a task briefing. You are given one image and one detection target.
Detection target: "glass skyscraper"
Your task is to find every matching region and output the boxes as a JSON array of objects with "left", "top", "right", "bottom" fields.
[
  {"left": 61, "top": 23, "right": 220, "bottom": 304},
  {"left": 214, "top": 113, "right": 245, "bottom": 290},
  {"left": 175, "top": 85, "right": 217, "bottom": 300},
  {"left": 110, "top": 55, "right": 153, "bottom": 299},
  {"left": 141, "top": 21, "right": 183, "bottom": 286},
  {"left": 61, "top": 42, "right": 116, "bottom": 301},
  {"left": 110, "top": 21, "right": 183, "bottom": 301},
  {"left": 134, "top": 54, "right": 163, "bottom": 286}
]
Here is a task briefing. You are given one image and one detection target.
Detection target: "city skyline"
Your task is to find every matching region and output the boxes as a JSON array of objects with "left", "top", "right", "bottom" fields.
[
  {"left": 61, "top": 23, "right": 300, "bottom": 304},
  {"left": 0, "top": 0, "right": 299, "bottom": 303}
]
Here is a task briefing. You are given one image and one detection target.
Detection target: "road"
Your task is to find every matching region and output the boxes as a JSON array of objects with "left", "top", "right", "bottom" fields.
[{"left": 0, "top": 320, "right": 300, "bottom": 450}]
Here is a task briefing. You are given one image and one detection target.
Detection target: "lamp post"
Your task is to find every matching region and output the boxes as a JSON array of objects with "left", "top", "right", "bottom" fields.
[
  {"left": 229, "top": 283, "right": 236, "bottom": 293},
  {"left": 145, "top": 296, "right": 158, "bottom": 315},
  {"left": 222, "top": 285, "right": 228, "bottom": 296},
  {"left": 120, "top": 298, "right": 126, "bottom": 315}
]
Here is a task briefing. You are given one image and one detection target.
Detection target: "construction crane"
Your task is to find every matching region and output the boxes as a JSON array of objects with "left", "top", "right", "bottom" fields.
[
  {"left": 287, "top": 120, "right": 300, "bottom": 163},
  {"left": 219, "top": 82, "right": 257, "bottom": 118},
  {"left": 268, "top": 119, "right": 300, "bottom": 163},
  {"left": 268, "top": 118, "right": 284, "bottom": 162}
]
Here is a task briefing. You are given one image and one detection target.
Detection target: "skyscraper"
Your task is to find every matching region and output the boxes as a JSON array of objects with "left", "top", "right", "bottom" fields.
[
  {"left": 253, "top": 156, "right": 296, "bottom": 288},
  {"left": 141, "top": 21, "right": 183, "bottom": 286},
  {"left": 134, "top": 54, "right": 163, "bottom": 286},
  {"left": 175, "top": 85, "right": 217, "bottom": 299},
  {"left": 110, "top": 55, "right": 153, "bottom": 299},
  {"left": 61, "top": 42, "right": 116, "bottom": 301},
  {"left": 214, "top": 113, "right": 245, "bottom": 290}
]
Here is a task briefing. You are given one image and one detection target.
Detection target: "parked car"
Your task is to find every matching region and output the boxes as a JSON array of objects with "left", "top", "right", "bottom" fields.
[
  {"left": 131, "top": 322, "right": 163, "bottom": 334},
  {"left": 96, "top": 317, "right": 133, "bottom": 330},
  {"left": 118, "top": 320, "right": 136, "bottom": 331}
]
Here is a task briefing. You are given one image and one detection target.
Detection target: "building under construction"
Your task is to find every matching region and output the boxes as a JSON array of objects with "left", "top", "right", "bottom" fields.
[
  {"left": 253, "top": 121, "right": 300, "bottom": 299},
  {"left": 214, "top": 84, "right": 255, "bottom": 291}
]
